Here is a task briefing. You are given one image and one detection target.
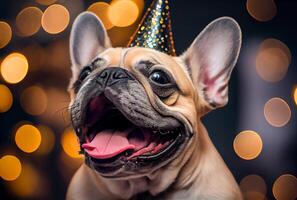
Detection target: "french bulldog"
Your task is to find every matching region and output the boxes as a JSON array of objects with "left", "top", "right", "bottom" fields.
[{"left": 66, "top": 12, "right": 242, "bottom": 200}]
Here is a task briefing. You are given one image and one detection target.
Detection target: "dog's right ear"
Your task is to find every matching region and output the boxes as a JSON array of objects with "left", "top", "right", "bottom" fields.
[
  {"left": 181, "top": 17, "right": 241, "bottom": 109},
  {"left": 70, "top": 12, "right": 111, "bottom": 70}
]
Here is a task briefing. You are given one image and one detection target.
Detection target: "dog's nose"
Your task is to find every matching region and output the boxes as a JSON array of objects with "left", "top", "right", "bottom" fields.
[{"left": 96, "top": 67, "right": 130, "bottom": 88}]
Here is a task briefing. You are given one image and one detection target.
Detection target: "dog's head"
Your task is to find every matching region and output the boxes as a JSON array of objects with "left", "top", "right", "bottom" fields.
[{"left": 68, "top": 12, "right": 241, "bottom": 178}]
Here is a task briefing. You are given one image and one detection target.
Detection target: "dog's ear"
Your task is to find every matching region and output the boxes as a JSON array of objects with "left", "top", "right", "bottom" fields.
[
  {"left": 181, "top": 17, "right": 241, "bottom": 108},
  {"left": 70, "top": 12, "right": 111, "bottom": 69}
]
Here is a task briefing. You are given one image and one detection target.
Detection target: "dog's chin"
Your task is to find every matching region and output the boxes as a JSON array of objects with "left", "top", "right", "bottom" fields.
[{"left": 78, "top": 95, "right": 190, "bottom": 178}]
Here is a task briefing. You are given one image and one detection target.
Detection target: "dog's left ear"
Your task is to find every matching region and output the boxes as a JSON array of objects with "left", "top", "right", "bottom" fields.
[
  {"left": 181, "top": 17, "right": 241, "bottom": 108},
  {"left": 70, "top": 12, "right": 111, "bottom": 69}
]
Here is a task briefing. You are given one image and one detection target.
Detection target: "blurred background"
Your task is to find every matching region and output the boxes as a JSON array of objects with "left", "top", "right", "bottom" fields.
[{"left": 0, "top": 0, "right": 296, "bottom": 199}]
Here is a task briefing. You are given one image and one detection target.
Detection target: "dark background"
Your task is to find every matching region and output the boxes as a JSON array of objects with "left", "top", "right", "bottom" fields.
[{"left": 1, "top": 0, "right": 296, "bottom": 199}]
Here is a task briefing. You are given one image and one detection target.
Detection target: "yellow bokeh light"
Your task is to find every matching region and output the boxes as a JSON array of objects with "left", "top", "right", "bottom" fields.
[
  {"left": 0, "top": 53, "right": 29, "bottom": 84},
  {"left": 87, "top": 2, "right": 114, "bottom": 30},
  {"left": 256, "top": 39, "right": 291, "bottom": 82},
  {"left": 0, "top": 84, "right": 13, "bottom": 113},
  {"left": 264, "top": 97, "right": 291, "bottom": 127},
  {"left": 15, "top": 124, "right": 42, "bottom": 153},
  {"left": 233, "top": 130, "right": 263, "bottom": 160},
  {"left": 273, "top": 174, "right": 297, "bottom": 200},
  {"left": 0, "top": 155, "right": 22, "bottom": 181},
  {"left": 35, "top": 125, "right": 55, "bottom": 155},
  {"left": 0, "top": 21, "right": 12, "bottom": 49},
  {"left": 7, "top": 162, "right": 41, "bottom": 197},
  {"left": 20, "top": 85, "right": 47, "bottom": 116},
  {"left": 35, "top": 0, "right": 57, "bottom": 6},
  {"left": 246, "top": 0, "right": 277, "bottom": 22},
  {"left": 61, "top": 128, "right": 82, "bottom": 158},
  {"left": 42, "top": 4, "right": 70, "bottom": 34},
  {"left": 240, "top": 175, "right": 267, "bottom": 200},
  {"left": 16, "top": 7, "right": 43, "bottom": 37},
  {"left": 108, "top": 0, "right": 139, "bottom": 27},
  {"left": 293, "top": 86, "right": 297, "bottom": 106}
]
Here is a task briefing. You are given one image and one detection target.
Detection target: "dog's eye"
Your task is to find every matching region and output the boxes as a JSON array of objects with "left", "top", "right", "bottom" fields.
[
  {"left": 79, "top": 66, "right": 92, "bottom": 81},
  {"left": 149, "top": 70, "right": 171, "bottom": 85}
]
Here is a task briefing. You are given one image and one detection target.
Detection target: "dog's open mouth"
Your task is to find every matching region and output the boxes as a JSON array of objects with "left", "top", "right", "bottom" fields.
[{"left": 80, "top": 95, "right": 183, "bottom": 164}]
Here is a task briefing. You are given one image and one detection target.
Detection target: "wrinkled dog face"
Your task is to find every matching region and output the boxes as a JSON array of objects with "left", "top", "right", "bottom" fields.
[{"left": 69, "top": 12, "right": 241, "bottom": 178}]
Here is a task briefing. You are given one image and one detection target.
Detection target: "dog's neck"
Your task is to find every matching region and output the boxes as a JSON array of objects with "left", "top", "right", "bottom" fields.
[{"left": 83, "top": 120, "right": 239, "bottom": 199}]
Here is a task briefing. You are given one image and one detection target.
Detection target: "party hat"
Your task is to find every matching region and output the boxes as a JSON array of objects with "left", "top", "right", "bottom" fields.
[{"left": 127, "top": 0, "right": 176, "bottom": 56}]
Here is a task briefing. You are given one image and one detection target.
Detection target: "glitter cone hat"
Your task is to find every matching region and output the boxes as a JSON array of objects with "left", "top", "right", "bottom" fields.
[{"left": 128, "top": 0, "right": 176, "bottom": 56}]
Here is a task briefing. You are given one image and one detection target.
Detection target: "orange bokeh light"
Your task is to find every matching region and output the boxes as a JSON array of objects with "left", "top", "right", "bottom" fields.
[
  {"left": 0, "top": 84, "right": 13, "bottom": 113},
  {"left": 42, "top": 4, "right": 70, "bottom": 34},
  {"left": 0, "top": 21, "right": 12, "bottom": 49},
  {"left": 61, "top": 129, "right": 83, "bottom": 159},
  {"left": 16, "top": 7, "right": 43, "bottom": 37},
  {"left": 273, "top": 174, "right": 297, "bottom": 200},
  {"left": 264, "top": 97, "right": 291, "bottom": 127},
  {"left": 233, "top": 130, "right": 263, "bottom": 160},
  {"left": 246, "top": 0, "right": 277, "bottom": 22},
  {"left": 87, "top": 2, "right": 114, "bottom": 30},
  {"left": 35, "top": 125, "right": 55, "bottom": 155},
  {"left": 0, "top": 155, "right": 22, "bottom": 181},
  {"left": 15, "top": 124, "right": 42, "bottom": 153},
  {"left": 108, "top": 0, "right": 139, "bottom": 27},
  {"left": 20, "top": 85, "right": 47, "bottom": 116},
  {"left": 240, "top": 174, "right": 267, "bottom": 200},
  {"left": 293, "top": 86, "right": 297, "bottom": 106},
  {"left": 40, "top": 88, "right": 70, "bottom": 127},
  {"left": 0, "top": 53, "right": 29, "bottom": 84},
  {"left": 22, "top": 43, "right": 45, "bottom": 71},
  {"left": 256, "top": 39, "right": 291, "bottom": 82}
]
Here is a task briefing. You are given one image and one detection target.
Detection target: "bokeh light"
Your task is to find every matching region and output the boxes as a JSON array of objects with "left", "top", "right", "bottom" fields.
[
  {"left": 35, "top": 125, "right": 55, "bottom": 155},
  {"left": 46, "top": 39, "right": 71, "bottom": 71},
  {"left": 22, "top": 43, "right": 45, "bottom": 71},
  {"left": 16, "top": 7, "right": 43, "bottom": 37},
  {"left": 0, "top": 53, "right": 29, "bottom": 84},
  {"left": 35, "top": 0, "right": 57, "bottom": 6},
  {"left": 0, "top": 84, "right": 13, "bottom": 113},
  {"left": 20, "top": 85, "right": 47, "bottom": 116},
  {"left": 273, "top": 174, "right": 297, "bottom": 200},
  {"left": 240, "top": 174, "right": 267, "bottom": 200},
  {"left": 7, "top": 162, "right": 42, "bottom": 198},
  {"left": 260, "top": 39, "right": 292, "bottom": 62},
  {"left": 0, "top": 21, "right": 12, "bottom": 49},
  {"left": 40, "top": 88, "right": 70, "bottom": 127},
  {"left": 42, "top": 4, "right": 70, "bottom": 34},
  {"left": 246, "top": 0, "right": 277, "bottom": 22},
  {"left": 264, "top": 97, "right": 291, "bottom": 127},
  {"left": 293, "top": 86, "right": 297, "bottom": 106},
  {"left": 15, "top": 124, "right": 41, "bottom": 153},
  {"left": 233, "top": 130, "right": 263, "bottom": 160},
  {"left": 0, "top": 155, "right": 22, "bottom": 181},
  {"left": 131, "top": 0, "right": 144, "bottom": 13},
  {"left": 87, "top": 2, "right": 114, "bottom": 30},
  {"left": 256, "top": 39, "right": 291, "bottom": 82},
  {"left": 108, "top": 0, "right": 139, "bottom": 27},
  {"left": 61, "top": 128, "right": 82, "bottom": 158}
]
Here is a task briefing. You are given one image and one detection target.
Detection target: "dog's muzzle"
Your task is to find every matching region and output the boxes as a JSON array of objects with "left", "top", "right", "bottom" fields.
[{"left": 70, "top": 67, "right": 191, "bottom": 175}]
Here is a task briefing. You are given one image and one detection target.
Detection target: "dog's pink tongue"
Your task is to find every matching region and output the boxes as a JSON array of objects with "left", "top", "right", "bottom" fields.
[{"left": 82, "top": 129, "right": 149, "bottom": 159}]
